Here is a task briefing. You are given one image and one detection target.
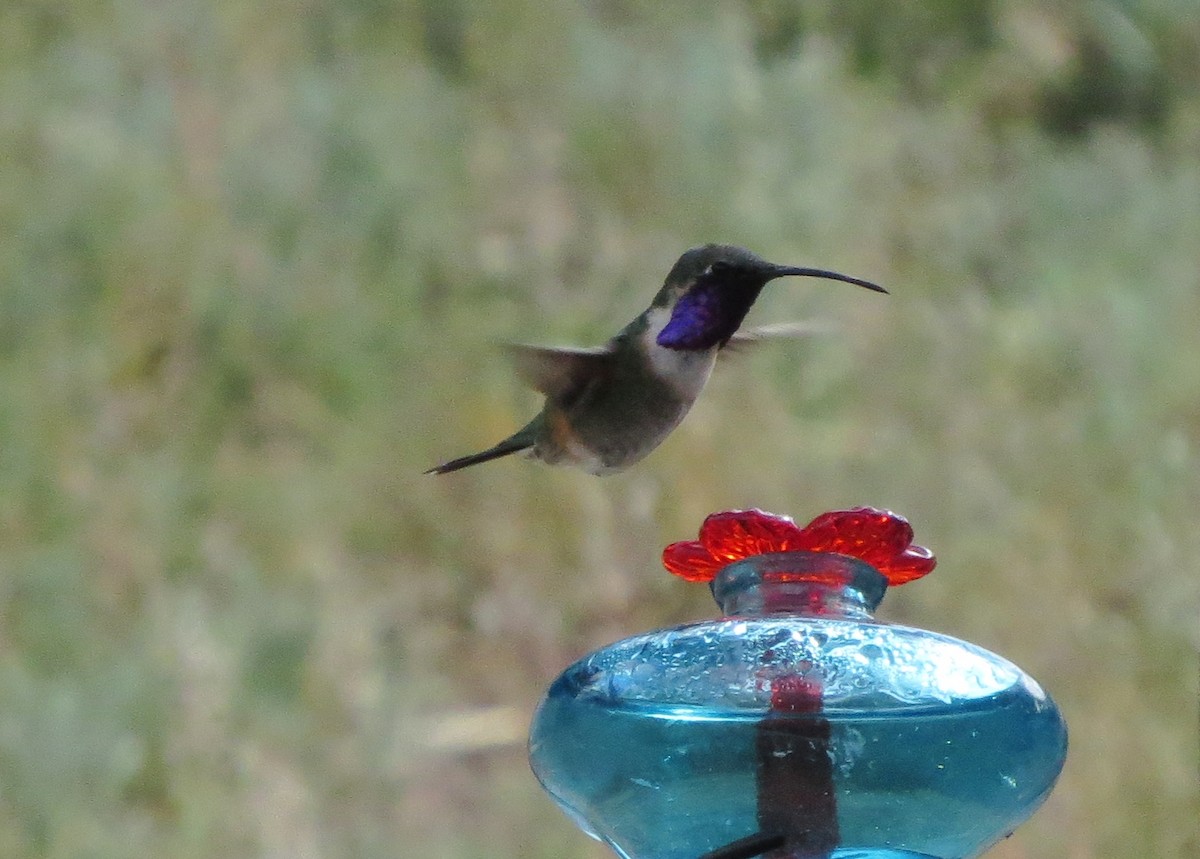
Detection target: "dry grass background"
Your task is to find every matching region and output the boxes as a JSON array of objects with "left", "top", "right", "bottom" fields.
[{"left": 0, "top": 1, "right": 1197, "bottom": 857}]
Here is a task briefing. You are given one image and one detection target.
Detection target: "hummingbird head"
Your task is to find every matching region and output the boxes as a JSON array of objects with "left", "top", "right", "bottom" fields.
[{"left": 654, "top": 244, "right": 886, "bottom": 351}]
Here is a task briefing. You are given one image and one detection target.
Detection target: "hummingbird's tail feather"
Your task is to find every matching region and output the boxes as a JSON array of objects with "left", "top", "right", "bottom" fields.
[{"left": 425, "top": 436, "right": 533, "bottom": 475}]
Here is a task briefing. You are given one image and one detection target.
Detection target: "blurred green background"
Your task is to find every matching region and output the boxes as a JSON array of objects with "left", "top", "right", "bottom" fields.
[{"left": 1, "top": 0, "right": 1197, "bottom": 857}]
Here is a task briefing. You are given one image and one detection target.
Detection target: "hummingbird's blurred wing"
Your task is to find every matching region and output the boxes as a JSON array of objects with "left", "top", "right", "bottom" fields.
[
  {"left": 504, "top": 343, "right": 615, "bottom": 401},
  {"left": 721, "top": 321, "right": 832, "bottom": 355}
]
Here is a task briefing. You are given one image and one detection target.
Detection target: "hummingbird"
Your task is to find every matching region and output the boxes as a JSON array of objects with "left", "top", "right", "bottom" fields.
[{"left": 426, "top": 244, "right": 886, "bottom": 476}]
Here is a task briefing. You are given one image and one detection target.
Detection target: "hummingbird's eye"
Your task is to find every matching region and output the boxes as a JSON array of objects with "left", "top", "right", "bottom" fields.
[{"left": 707, "top": 260, "right": 732, "bottom": 277}]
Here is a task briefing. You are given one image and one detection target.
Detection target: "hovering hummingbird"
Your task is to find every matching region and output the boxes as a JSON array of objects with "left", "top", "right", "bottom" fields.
[{"left": 426, "top": 244, "right": 886, "bottom": 476}]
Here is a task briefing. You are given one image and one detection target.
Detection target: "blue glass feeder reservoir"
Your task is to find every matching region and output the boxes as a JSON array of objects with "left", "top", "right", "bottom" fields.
[{"left": 529, "top": 547, "right": 1067, "bottom": 859}]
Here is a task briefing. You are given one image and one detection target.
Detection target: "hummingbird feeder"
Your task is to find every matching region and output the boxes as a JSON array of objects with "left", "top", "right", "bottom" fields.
[{"left": 528, "top": 507, "right": 1067, "bottom": 859}]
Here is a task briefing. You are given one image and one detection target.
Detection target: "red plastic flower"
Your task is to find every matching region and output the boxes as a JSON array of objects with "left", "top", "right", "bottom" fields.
[{"left": 662, "top": 507, "right": 935, "bottom": 586}]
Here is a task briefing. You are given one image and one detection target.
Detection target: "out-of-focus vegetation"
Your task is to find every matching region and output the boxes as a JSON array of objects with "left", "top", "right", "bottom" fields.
[{"left": 1, "top": 1, "right": 1197, "bottom": 857}]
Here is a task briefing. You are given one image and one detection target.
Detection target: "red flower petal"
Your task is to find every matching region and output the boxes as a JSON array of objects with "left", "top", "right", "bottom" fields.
[
  {"left": 799, "top": 507, "right": 911, "bottom": 565},
  {"left": 882, "top": 545, "right": 938, "bottom": 584},
  {"left": 699, "top": 509, "right": 805, "bottom": 561},
  {"left": 797, "top": 507, "right": 933, "bottom": 585},
  {"left": 661, "top": 540, "right": 723, "bottom": 582}
]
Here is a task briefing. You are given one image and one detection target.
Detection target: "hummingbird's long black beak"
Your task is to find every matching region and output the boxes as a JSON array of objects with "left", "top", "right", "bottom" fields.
[{"left": 768, "top": 264, "right": 888, "bottom": 294}]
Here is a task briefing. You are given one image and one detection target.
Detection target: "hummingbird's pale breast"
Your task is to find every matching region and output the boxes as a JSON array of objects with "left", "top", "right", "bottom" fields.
[
  {"left": 642, "top": 306, "right": 719, "bottom": 400},
  {"left": 528, "top": 307, "right": 719, "bottom": 475}
]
